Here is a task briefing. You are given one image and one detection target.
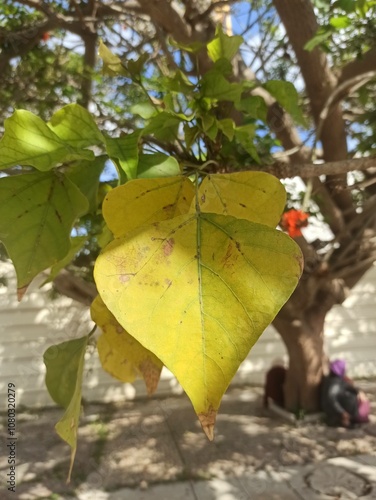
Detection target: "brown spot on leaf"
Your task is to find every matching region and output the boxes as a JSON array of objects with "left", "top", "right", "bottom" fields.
[
  {"left": 139, "top": 357, "right": 162, "bottom": 395},
  {"left": 119, "top": 274, "right": 130, "bottom": 283},
  {"left": 163, "top": 237, "right": 175, "bottom": 257},
  {"left": 201, "top": 194, "right": 206, "bottom": 203},
  {"left": 222, "top": 243, "right": 233, "bottom": 267},
  {"left": 239, "top": 203, "right": 246, "bottom": 208}
]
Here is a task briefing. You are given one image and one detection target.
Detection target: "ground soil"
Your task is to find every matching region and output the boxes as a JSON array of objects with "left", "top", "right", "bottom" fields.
[{"left": 1, "top": 382, "right": 375, "bottom": 499}]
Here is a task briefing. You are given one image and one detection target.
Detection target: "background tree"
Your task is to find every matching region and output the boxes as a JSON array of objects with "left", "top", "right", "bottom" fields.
[{"left": 1, "top": 0, "right": 376, "bottom": 415}]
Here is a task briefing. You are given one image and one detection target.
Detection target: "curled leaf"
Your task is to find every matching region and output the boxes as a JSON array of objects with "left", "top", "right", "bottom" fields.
[{"left": 91, "top": 296, "right": 163, "bottom": 395}]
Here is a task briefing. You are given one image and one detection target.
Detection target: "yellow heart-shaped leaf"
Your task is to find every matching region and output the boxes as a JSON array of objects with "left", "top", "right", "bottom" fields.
[{"left": 94, "top": 212, "right": 302, "bottom": 439}]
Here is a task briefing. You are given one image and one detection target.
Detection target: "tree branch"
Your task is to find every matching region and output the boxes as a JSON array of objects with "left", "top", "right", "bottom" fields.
[
  {"left": 242, "top": 66, "right": 347, "bottom": 235},
  {"left": 338, "top": 47, "right": 376, "bottom": 85},
  {"left": 315, "top": 71, "right": 376, "bottom": 145},
  {"left": 272, "top": 0, "right": 352, "bottom": 214},
  {"left": 79, "top": 32, "right": 97, "bottom": 108},
  {"left": 53, "top": 269, "right": 97, "bottom": 306},
  {"left": 0, "top": 19, "right": 60, "bottom": 73},
  {"left": 136, "top": 0, "right": 215, "bottom": 74},
  {"left": 255, "top": 156, "right": 376, "bottom": 179}
]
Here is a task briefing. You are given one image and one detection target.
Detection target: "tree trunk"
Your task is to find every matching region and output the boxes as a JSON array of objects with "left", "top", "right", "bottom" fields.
[{"left": 273, "top": 307, "right": 328, "bottom": 413}]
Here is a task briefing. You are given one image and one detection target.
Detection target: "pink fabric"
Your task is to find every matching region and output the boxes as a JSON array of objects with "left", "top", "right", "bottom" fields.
[{"left": 357, "top": 399, "right": 370, "bottom": 423}]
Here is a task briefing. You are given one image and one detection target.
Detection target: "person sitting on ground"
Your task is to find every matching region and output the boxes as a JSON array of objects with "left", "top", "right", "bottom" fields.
[
  {"left": 321, "top": 358, "right": 370, "bottom": 428},
  {"left": 263, "top": 359, "right": 287, "bottom": 408}
]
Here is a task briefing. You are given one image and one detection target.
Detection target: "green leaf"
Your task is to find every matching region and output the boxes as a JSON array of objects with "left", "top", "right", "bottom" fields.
[
  {"left": 44, "top": 335, "right": 89, "bottom": 482},
  {"left": 201, "top": 72, "right": 243, "bottom": 103},
  {"left": 217, "top": 119, "right": 235, "bottom": 141},
  {"left": 105, "top": 132, "right": 141, "bottom": 180},
  {"left": 334, "top": 0, "right": 356, "bottom": 12},
  {"left": 143, "top": 112, "right": 180, "bottom": 141},
  {"left": 0, "top": 171, "right": 88, "bottom": 293},
  {"left": 137, "top": 153, "right": 181, "bottom": 178},
  {"left": 207, "top": 25, "right": 243, "bottom": 62},
  {"left": 48, "top": 104, "right": 105, "bottom": 148},
  {"left": 0, "top": 110, "right": 94, "bottom": 171},
  {"left": 200, "top": 113, "right": 216, "bottom": 133},
  {"left": 47, "top": 236, "right": 87, "bottom": 282},
  {"left": 44, "top": 335, "right": 89, "bottom": 408},
  {"left": 211, "top": 58, "right": 234, "bottom": 76},
  {"left": 98, "top": 40, "right": 128, "bottom": 76},
  {"left": 235, "top": 125, "right": 260, "bottom": 163},
  {"left": 65, "top": 156, "right": 106, "bottom": 213},
  {"left": 304, "top": 28, "right": 332, "bottom": 51},
  {"left": 329, "top": 15, "right": 351, "bottom": 28},
  {"left": 184, "top": 124, "right": 200, "bottom": 149},
  {"left": 97, "top": 223, "right": 113, "bottom": 249},
  {"left": 356, "top": 0, "right": 369, "bottom": 15},
  {"left": 131, "top": 102, "right": 158, "bottom": 119},
  {"left": 199, "top": 113, "right": 218, "bottom": 140},
  {"left": 127, "top": 53, "right": 149, "bottom": 79},
  {"left": 162, "top": 71, "right": 196, "bottom": 94},
  {"left": 236, "top": 96, "right": 268, "bottom": 122},
  {"left": 263, "top": 81, "right": 306, "bottom": 127},
  {"left": 168, "top": 37, "right": 205, "bottom": 53},
  {"left": 206, "top": 121, "right": 219, "bottom": 141}
]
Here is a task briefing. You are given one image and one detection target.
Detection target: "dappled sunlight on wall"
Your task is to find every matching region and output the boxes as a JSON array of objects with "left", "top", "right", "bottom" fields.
[
  {"left": 325, "top": 264, "right": 376, "bottom": 378},
  {"left": 0, "top": 262, "right": 92, "bottom": 407}
]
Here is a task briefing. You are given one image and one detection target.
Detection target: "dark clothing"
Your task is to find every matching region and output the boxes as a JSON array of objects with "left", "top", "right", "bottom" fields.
[
  {"left": 321, "top": 373, "right": 359, "bottom": 427},
  {"left": 263, "top": 366, "right": 286, "bottom": 408}
]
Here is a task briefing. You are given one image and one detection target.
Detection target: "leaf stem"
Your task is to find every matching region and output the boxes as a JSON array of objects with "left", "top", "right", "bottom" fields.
[
  {"left": 195, "top": 170, "right": 201, "bottom": 215},
  {"left": 88, "top": 324, "right": 97, "bottom": 339}
]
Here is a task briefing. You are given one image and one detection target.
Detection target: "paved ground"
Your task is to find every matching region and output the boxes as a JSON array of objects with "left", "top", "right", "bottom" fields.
[{"left": 1, "top": 382, "right": 376, "bottom": 499}]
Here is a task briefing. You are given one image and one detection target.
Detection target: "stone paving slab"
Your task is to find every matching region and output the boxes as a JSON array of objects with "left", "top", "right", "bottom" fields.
[
  {"left": 71, "top": 482, "right": 196, "bottom": 500},
  {"left": 237, "top": 470, "right": 303, "bottom": 500},
  {"left": 63, "top": 456, "right": 376, "bottom": 500},
  {"left": 286, "top": 456, "right": 376, "bottom": 500}
]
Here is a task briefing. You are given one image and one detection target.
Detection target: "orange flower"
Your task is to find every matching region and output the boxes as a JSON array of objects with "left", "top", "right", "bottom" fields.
[{"left": 280, "top": 209, "right": 309, "bottom": 238}]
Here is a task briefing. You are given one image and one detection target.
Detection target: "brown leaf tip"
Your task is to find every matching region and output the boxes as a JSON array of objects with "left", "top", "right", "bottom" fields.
[
  {"left": 17, "top": 285, "right": 29, "bottom": 301},
  {"left": 198, "top": 406, "right": 217, "bottom": 441}
]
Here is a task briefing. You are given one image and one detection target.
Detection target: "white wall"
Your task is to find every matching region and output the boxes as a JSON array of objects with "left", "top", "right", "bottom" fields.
[{"left": 0, "top": 262, "right": 375, "bottom": 409}]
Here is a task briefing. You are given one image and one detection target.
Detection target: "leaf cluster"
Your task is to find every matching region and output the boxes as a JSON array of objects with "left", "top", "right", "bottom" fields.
[{"left": 0, "top": 27, "right": 306, "bottom": 472}]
